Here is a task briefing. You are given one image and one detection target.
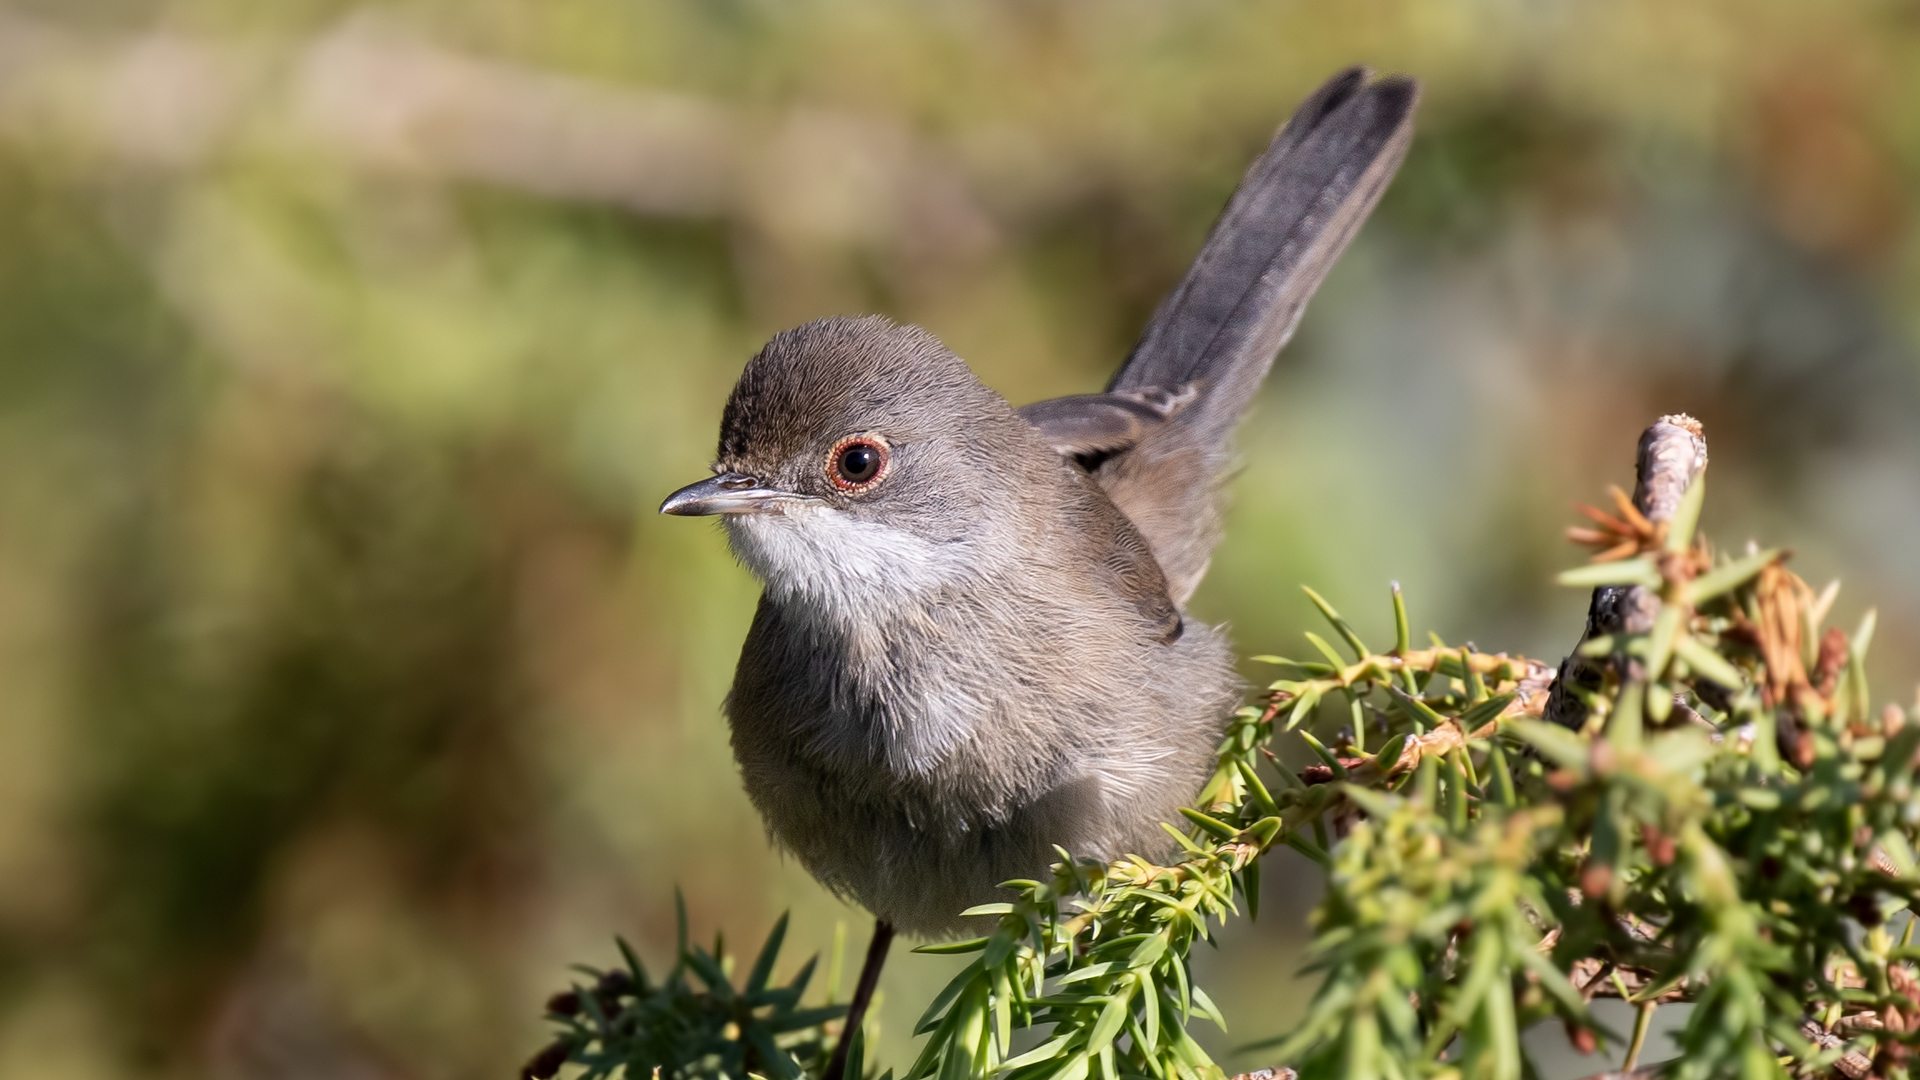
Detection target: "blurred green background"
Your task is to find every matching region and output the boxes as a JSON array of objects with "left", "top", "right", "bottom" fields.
[{"left": 1, "top": 1, "right": 1918, "bottom": 1078}]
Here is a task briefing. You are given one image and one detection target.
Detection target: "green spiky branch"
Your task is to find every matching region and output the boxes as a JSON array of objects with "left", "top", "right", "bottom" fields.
[
  {"left": 530, "top": 415, "right": 1920, "bottom": 1080},
  {"left": 531, "top": 895, "right": 846, "bottom": 1080}
]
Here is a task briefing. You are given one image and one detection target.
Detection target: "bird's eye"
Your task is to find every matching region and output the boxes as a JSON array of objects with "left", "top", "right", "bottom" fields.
[{"left": 827, "top": 436, "right": 889, "bottom": 491}]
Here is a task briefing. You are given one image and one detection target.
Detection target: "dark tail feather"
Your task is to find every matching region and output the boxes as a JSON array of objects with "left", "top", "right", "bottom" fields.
[{"left": 1097, "top": 69, "right": 1419, "bottom": 602}]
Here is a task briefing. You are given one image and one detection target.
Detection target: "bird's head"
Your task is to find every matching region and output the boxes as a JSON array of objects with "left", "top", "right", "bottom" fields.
[{"left": 660, "top": 316, "right": 1042, "bottom": 608}]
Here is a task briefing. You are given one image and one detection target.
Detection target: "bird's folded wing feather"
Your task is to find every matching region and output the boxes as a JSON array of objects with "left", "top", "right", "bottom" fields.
[{"left": 1015, "top": 384, "right": 1198, "bottom": 459}]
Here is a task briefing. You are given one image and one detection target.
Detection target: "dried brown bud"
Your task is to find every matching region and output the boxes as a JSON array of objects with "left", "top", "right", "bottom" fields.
[
  {"left": 1580, "top": 862, "right": 1613, "bottom": 900},
  {"left": 1565, "top": 1021, "right": 1597, "bottom": 1056},
  {"left": 1790, "top": 720, "right": 1818, "bottom": 770},
  {"left": 545, "top": 990, "right": 582, "bottom": 1017},
  {"left": 1640, "top": 825, "right": 1676, "bottom": 867},
  {"left": 1300, "top": 765, "right": 1336, "bottom": 786},
  {"left": 1299, "top": 758, "right": 1366, "bottom": 786},
  {"left": 1889, "top": 963, "right": 1920, "bottom": 1004},
  {"left": 1848, "top": 891, "right": 1885, "bottom": 927},
  {"left": 591, "top": 969, "right": 634, "bottom": 1014},
  {"left": 1814, "top": 627, "right": 1849, "bottom": 698},
  {"left": 522, "top": 1041, "right": 571, "bottom": 1080}
]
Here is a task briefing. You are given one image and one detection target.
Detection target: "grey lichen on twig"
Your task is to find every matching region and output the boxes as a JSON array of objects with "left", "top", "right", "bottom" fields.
[{"left": 1544, "top": 414, "right": 1709, "bottom": 729}]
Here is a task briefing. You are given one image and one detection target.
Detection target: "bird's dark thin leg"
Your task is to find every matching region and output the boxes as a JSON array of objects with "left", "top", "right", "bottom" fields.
[{"left": 825, "top": 919, "right": 894, "bottom": 1080}]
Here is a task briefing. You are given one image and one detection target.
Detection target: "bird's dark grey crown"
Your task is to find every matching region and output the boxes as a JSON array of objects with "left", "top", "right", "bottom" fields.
[{"left": 718, "top": 316, "right": 987, "bottom": 462}]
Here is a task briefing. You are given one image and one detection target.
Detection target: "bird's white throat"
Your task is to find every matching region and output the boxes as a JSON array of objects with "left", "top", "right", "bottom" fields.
[
  {"left": 726, "top": 503, "right": 998, "bottom": 777},
  {"left": 724, "top": 505, "right": 973, "bottom": 624}
]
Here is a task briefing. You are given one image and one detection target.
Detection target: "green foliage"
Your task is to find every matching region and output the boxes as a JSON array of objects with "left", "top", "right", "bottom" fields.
[
  {"left": 528, "top": 895, "right": 846, "bottom": 1080},
  {"left": 540, "top": 471, "right": 1920, "bottom": 1080},
  {"left": 1248, "top": 476, "right": 1920, "bottom": 1080}
]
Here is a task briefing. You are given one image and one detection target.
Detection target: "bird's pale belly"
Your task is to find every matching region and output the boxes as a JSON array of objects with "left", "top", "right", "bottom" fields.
[{"left": 734, "top": 726, "right": 1136, "bottom": 937}]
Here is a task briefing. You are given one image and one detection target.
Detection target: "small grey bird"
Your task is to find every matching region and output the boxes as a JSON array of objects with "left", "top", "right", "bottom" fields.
[{"left": 661, "top": 67, "right": 1415, "bottom": 1067}]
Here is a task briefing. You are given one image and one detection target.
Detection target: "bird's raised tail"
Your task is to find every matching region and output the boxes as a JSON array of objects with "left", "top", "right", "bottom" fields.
[{"left": 1018, "top": 68, "right": 1419, "bottom": 604}]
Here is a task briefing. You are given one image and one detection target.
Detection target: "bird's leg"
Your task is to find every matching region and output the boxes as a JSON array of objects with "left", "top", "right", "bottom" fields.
[{"left": 825, "top": 919, "right": 894, "bottom": 1080}]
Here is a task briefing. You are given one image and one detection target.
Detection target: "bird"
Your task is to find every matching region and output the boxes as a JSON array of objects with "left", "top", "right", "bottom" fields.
[{"left": 660, "top": 66, "right": 1417, "bottom": 1076}]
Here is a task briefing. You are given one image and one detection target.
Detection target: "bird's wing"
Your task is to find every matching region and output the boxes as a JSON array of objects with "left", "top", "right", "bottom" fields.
[
  {"left": 1014, "top": 384, "right": 1198, "bottom": 459},
  {"left": 1023, "top": 68, "right": 1418, "bottom": 605}
]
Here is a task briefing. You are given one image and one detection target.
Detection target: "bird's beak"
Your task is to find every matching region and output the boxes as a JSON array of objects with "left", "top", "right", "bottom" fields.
[{"left": 659, "top": 472, "right": 808, "bottom": 516}]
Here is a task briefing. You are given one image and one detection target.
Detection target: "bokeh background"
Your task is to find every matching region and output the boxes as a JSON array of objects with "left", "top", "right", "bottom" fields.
[{"left": 2, "top": 2, "right": 1918, "bottom": 1078}]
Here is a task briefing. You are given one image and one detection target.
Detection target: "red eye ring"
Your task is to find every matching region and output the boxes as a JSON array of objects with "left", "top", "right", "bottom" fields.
[{"left": 826, "top": 435, "right": 890, "bottom": 492}]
